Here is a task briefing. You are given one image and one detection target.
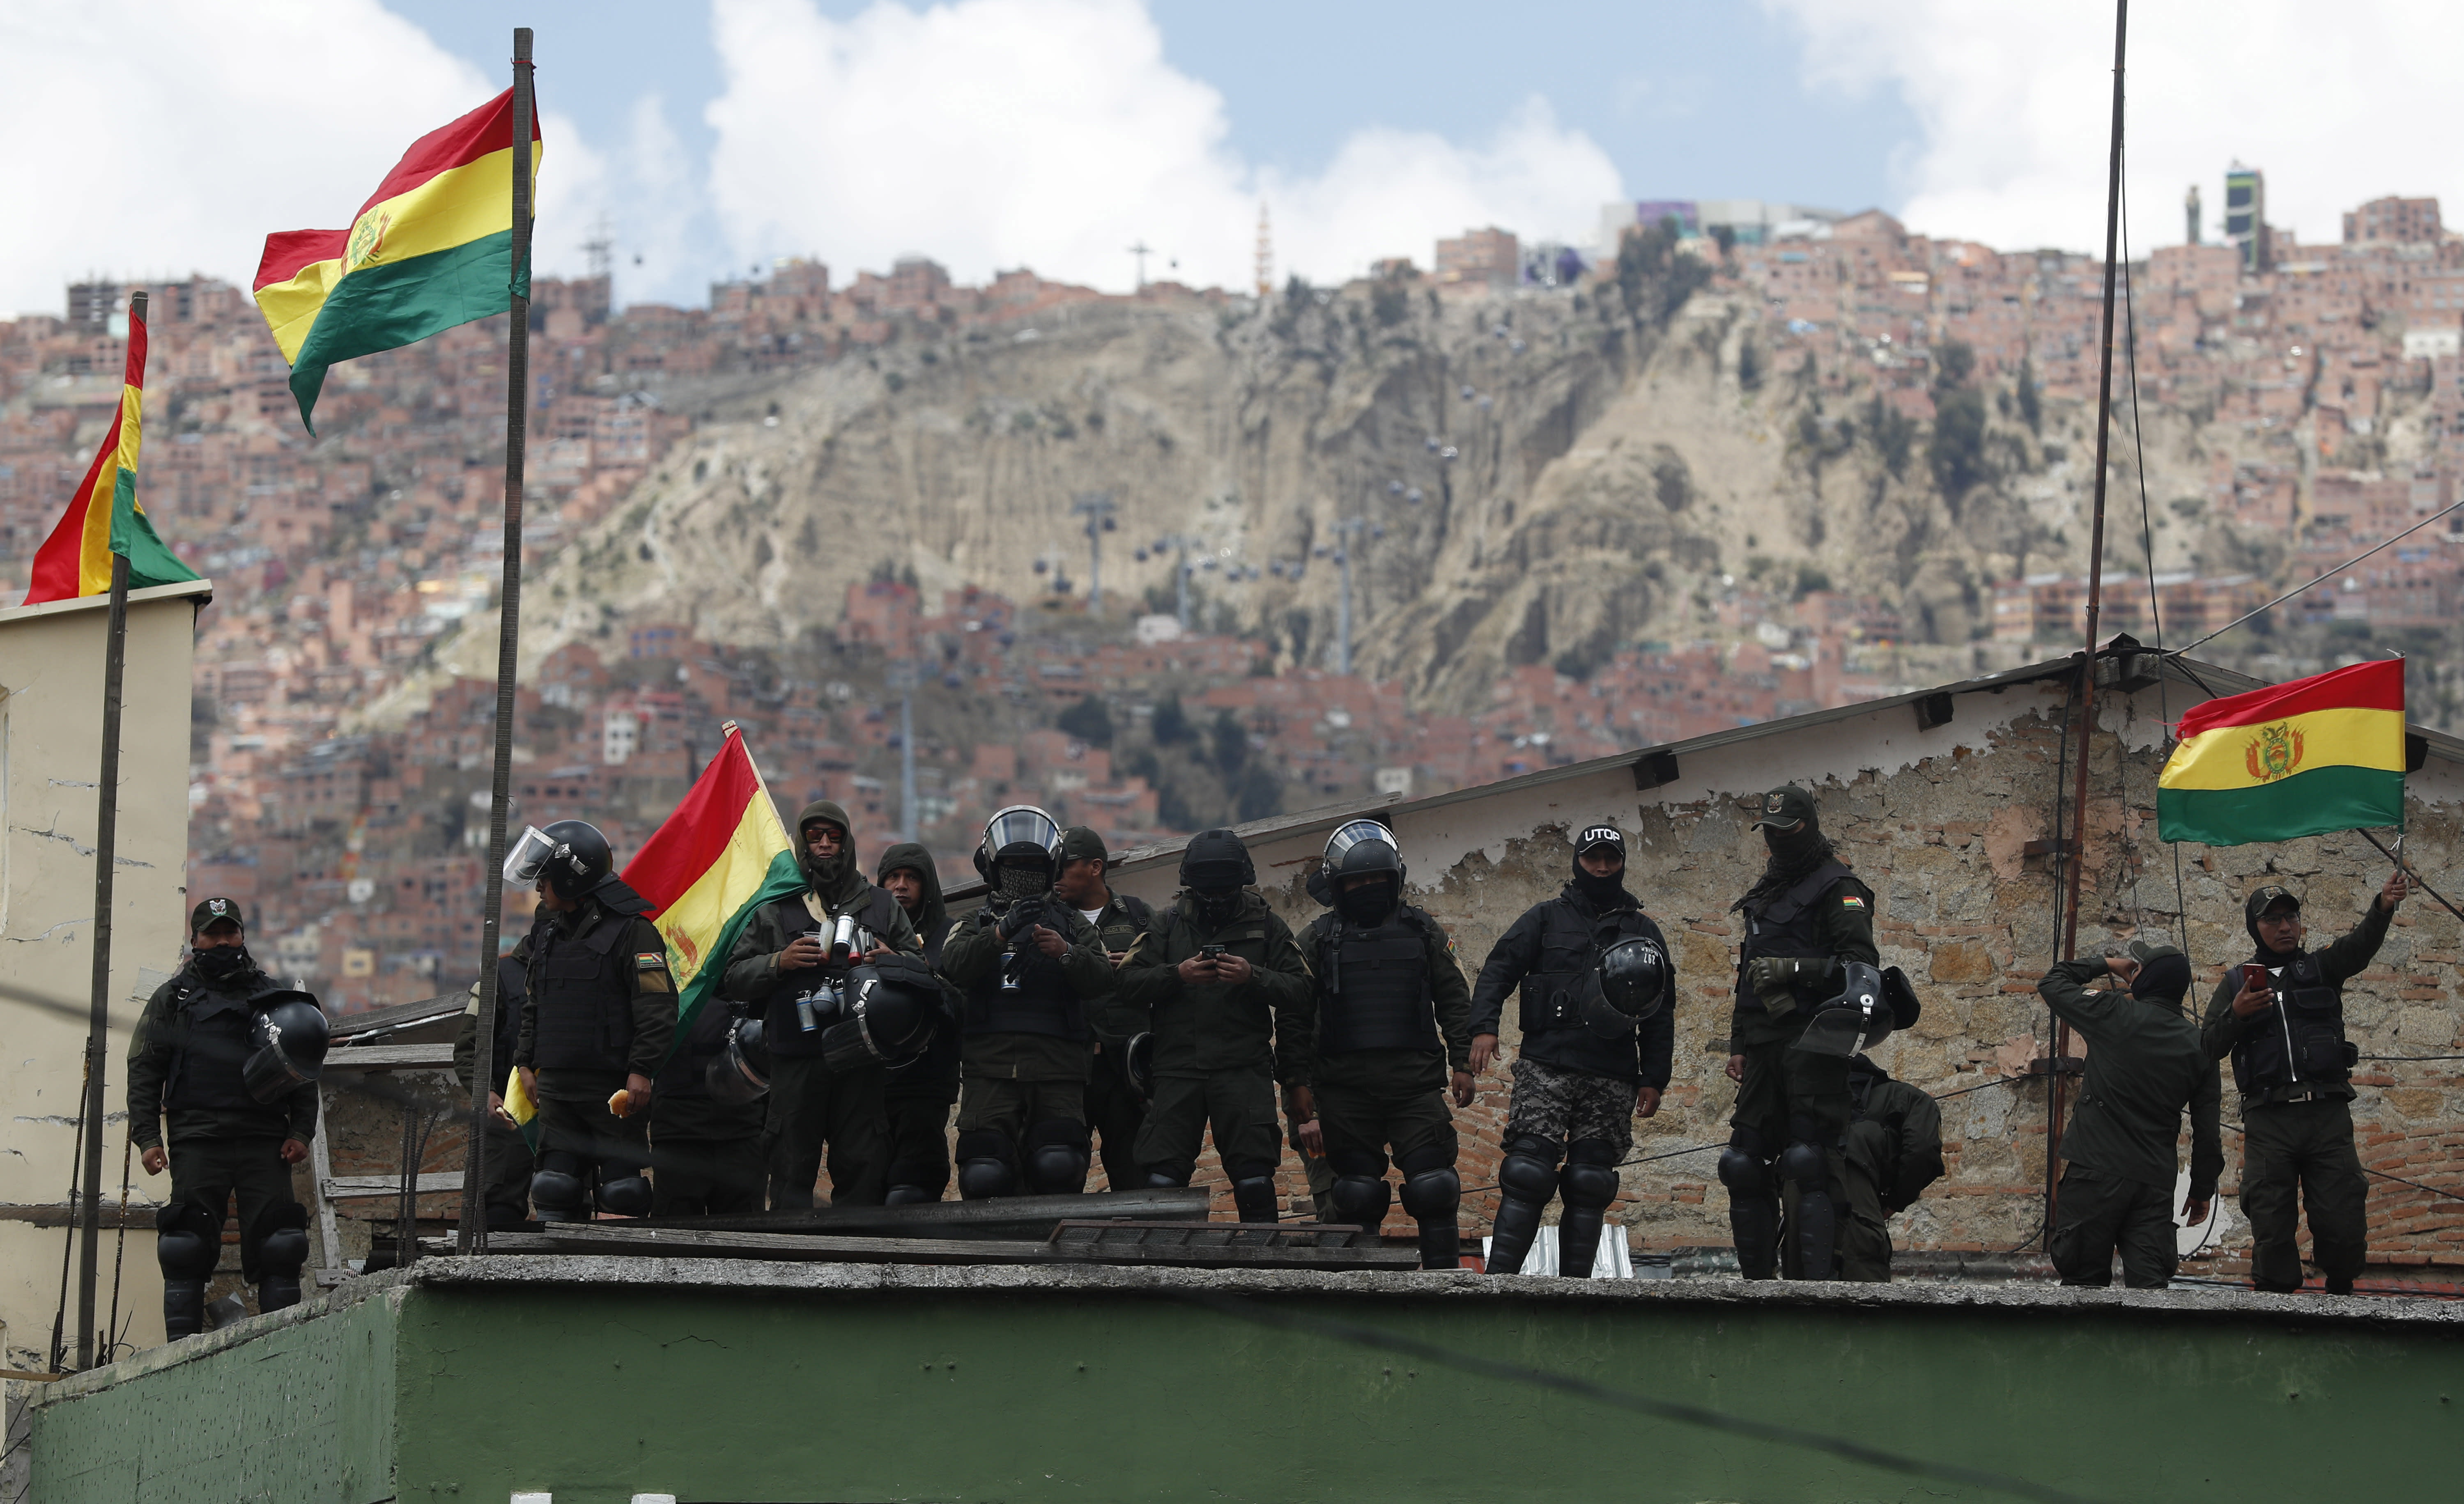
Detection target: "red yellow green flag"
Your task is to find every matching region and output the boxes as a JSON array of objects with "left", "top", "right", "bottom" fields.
[
  {"left": 252, "top": 88, "right": 540, "bottom": 431},
  {"left": 2157, "top": 657, "right": 2407, "bottom": 846},
  {"left": 21, "top": 304, "right": 201, "bottom": 604},
  {"left": 618, "top": 724, "right": 803, "bottom": 1038}
]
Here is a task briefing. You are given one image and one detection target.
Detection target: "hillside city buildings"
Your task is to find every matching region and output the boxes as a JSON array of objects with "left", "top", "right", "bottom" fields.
[{"left": 3, "top": 170, "right": 2457, "bottom": 1011}]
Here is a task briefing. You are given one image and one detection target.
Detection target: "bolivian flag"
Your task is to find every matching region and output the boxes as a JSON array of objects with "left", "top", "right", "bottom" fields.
[
  {"left": 2158, "top": 658, "right": 2406, "bottom": 846},
  {"left": 620, "top": 724, "right": 804, "bottom": 1039},
  {"left": 21, "top": 303, "right": 202, "bottom": 604},
  {"left": 252, "top": 88, "right": 540, "bottom": 431}
]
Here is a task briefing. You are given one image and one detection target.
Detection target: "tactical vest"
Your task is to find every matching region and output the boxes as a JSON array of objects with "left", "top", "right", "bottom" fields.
[
  {"left": 529, "top": 912, "right": 636, "bottom": 1075},
  {"left": 1731, "top": 859, "right": 1854, "bottom": 1013},
  {"left": 763, "top": 887, "right": 906, "bottom": 1058},
  {"left": 960, "top": 907, "right": 1092, "bottom": 1041},
  {"left": 1518, "top": 898, "right": 1648, "bottom": 1034},
  {"left": 2232, "top": 951, "right": 2354, "bottom": 1095},
  {"left": 1316, "top": 910, "right": 1438, "bottom": 1054},
  {"left": 165, "top": 979, "right": 269, "bottom": 1113}
]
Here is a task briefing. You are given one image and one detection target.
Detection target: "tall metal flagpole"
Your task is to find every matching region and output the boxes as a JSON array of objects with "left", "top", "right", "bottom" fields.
[
  {"left": 2048, "top": 0, "right": 2131, "bottom": 1236},
  {"left": 459, "top": 28, "right": 535, "bottom": 1256},
  {"left": 75, "top": 294, "right": 143, "bottom": 1366}
]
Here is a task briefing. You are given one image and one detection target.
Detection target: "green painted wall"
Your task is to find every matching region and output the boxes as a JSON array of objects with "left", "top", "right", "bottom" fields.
[{"left": 34, "top": 1277, "right": 2464, "bottom": 1504}]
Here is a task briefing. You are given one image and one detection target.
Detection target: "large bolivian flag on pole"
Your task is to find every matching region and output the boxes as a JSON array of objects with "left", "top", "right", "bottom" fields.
[
  {"left": 251, "top": 88, "right": 540, "bottom": 431},
  {"left": 619, "top": 724, "right": 804, "bottom": 1038},
  {"left": 21, "top": 303, "right": 200, "bottom": 604},
  {"left": 2157, "top": 658, "right": 2407, "bottom": 846}
]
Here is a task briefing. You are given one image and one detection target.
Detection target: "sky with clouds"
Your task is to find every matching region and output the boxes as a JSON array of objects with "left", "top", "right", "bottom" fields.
[{"left": 2, "top": 0, "right": 2458, "bottom": 317}]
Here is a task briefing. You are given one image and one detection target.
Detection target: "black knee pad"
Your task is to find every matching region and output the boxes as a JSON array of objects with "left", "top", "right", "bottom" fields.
[
  {"left": 955, "top": 1129, "right": 1018, "bottom": 1200},
  {"left": 1022, "top": 1121, "right": 1090, "bottom": 1196},
  {"left": 1331, "top": 1175, "right": 1391, "bottom": 1230},
  {"left": 529, "top": 1166, "right": 586, "bottom": 1222},
  {"left": 1142, "top": 1162, "right": 1195, "bottom": 1189},
  {"left": 1779, "top": 1140, "right": 1828, "bottom": 1193},
  {"left": 597, "top": 1175, "right": 653, "bottom": 1217},
  {"left": 1230, "top": 1176, "right": 1280, "bottom": 1225},
  {"left": 254, "top": 1203, "right": 310, "bottom": 1279},
  {"left": 1398, "top": 1166, "right": 1460, "bottom": 1221},
  {"left": 1498, "top": 1136, "right": 1562, "bottom": 1205},
  {"left": 1560, "top": 1138, "right": 1620, "bottom": 1211},
  {"left": 155, "top": 1202, "right": 222, "bottom": 1279},
  {"left": 1717, "top": 1147, "right": 1770, "bottom": 1194}
]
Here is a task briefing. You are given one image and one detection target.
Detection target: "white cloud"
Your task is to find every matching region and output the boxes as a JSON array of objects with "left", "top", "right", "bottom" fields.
[
  {"left": 705, "top": 0, "right": 1623, "bottom": 292},
  {"left": 1764, "top": 0, "right": 2464, "bottom": 257},
  {"left": 0, "top": 0, "right": 604, "bottom": 317}
]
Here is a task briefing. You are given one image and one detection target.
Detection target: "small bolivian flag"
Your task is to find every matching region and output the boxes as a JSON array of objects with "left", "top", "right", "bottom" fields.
[
  {"left": 502, "top": 1065, "right": 541, "bottom": 1153},
  {"left": 620, "top": 724, "right": 804, "bottom": 1047},
  {"left": 21, "top": 303, "right": 201, "bottom": 604},
  {"left": 252, "top": 88, "right": 541, "bottom": 431},
  {"left": 2157, "top": 658, "right": 2406, "bottom": 846}
]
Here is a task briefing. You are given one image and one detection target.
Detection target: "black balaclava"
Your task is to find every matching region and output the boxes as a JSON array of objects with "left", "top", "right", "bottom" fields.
[
  {"left": 2131, "top": 951, "right": 2194, "bottom": 1010},
  {"left": 797, "top": 798, "right": 860, "bottom": 902},
  {"left": 1181, "top": 828, "right": 1253, "bottom": 931},
  {"left": 1338, "top": 875, "right": 1400, "bottom": 927},
  {"left": 193, "top": 942, "right": 253, "bottom": 982},
  {"left": 995, "top": 858, "right": 1053, "bottom": 902},
  {"left": 2244, "top": 886, "right": 2303, "bottom": 962},
  {"left": 1735, "top": 821, "right": 1835, "bottom": 913},
  {"left": 1571, "top": 830, "right": 1631, "bottom": 907}
]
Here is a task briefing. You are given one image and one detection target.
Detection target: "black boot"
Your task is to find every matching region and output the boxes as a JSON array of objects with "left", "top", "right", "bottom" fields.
[
  {"left": 1416, "top": 1219, "right": 1462, "bottom": 1271},
  {"left": 163, "top": 1280, "right": 207, "bottom": 1340},
  {"left": 258, "top": 1277, "right": 303, "bottom": 1314}
]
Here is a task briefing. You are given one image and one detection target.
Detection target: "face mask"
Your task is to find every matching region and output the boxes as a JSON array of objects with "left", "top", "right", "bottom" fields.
[
  {"left": 1336, "top": 879, "right": 1398, "bottom": 927},
  {"left": 1192, "top": 887, "right": 1244, "bottom": 929},
  {"left": 194, "top": 945, "right": 250, "bottom": 980},
  {"left": 1573, "top": 863, "right": 1626, "bottom": 903},
  {"left": 995, "top": 863, "right": 1050, "bottom": 901}
]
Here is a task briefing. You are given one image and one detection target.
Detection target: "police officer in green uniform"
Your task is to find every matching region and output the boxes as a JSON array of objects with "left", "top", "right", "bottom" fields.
[
  {"left": 1720, "top": 785, "right": 1878, "bottom": 1280},
  {"left": 877, "top": 841, "right": 962, "bottom": 1203},
  {"left": 1112, "top": 829, "right": 1312, "bottom": 1224},
  {"left": 2036, "top": 940, "right": 2221, "bottom": 1288},
  {"left": 451, "top": 953, "right": 534, "bottom": 1229},
  {"left": 129, "top": 898, "right": 321, "bottom": 1337},
  {"left": 1052, "top": 827, "right": 1155, "bottom": 1192},
  {"left": 2204, "top": 875, "right": 2404, "bottom": 1294},
  {"left": 940, "top": 806, "right": 1117, "bottom": 1197},
  {"left": 721, "top": 799, "right": 918, "bottom": 1208},
  {"left": 1291, "top": 821, "right": 1479, "bottom": 1267},
  {"left": 507, "top": 821, "right": 676, "bottom": 1221},
  {"left": 1837, "top": 1055, "right": 1945, "bottom": 1282}
]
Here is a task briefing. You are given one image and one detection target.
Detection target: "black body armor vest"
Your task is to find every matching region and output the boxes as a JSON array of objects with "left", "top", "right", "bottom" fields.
[
  {"left": 165, "top": 978, "right": 272, "bottom": 1113},
  {"left": 529, "top": 913, "right": 635, "bottom": 1074},
  {"left": 2232, "top": 952, "right": 2354, "bottom": 1094},
  {"left": 960, "top": 907, "right": 1092, "bottom": 1041},
  {"left": 1517, "top": 900, "right": 1650, "bottom": 1033},
  {"left": 1732, "top": 859, "right": 1853, "bottom": 1013},
  {"left": 1316, "top": 911, "right": 1438, "bottom": 1055},
  {"left": 763, "top": 888, "right": 905, "bottom": 1058}
]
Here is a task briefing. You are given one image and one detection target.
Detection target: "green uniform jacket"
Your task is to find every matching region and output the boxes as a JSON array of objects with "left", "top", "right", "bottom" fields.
[
  {"left": 2041, "top": 959, "right": 2223, "bottom": 1198},
  {"left": 1109, "top": 892, "right": 1313, "bottom": 1083},
  {"left": 718, "top": 868, "right": 921, "bottom": 1007},
  {"left": 1290, "top": 909, "right": 1478, "bottom": 1089},
  {"left": 1722, "top": 872, "right": 1879, "bottom": 1050},
  {"left": 2199, "top": 901, "right": 2390, "bottom": 1111},
  {"left": 126, "top": 962, "right": 319, "bottom": 1150},
  {"left": 940, "top": 900, "right": 1115, "bottom": 998},
  {"left": 510, "top": 900, "right": 680, "bottom": 1100},
  {"left": 1849, "top": 1066, "right": 1945, "bottom": 1213}
]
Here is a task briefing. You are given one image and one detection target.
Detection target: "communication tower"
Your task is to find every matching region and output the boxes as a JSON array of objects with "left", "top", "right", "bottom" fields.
[{"left": 1255, "top": 204, "right": 1273, "bottom": 299}]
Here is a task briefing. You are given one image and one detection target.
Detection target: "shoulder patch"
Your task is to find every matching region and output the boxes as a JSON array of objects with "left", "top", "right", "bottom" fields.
[
  {"left": 636, "top": 952, "right": 670, "bottom": 970},
  {"left": 1839, "top": 895, "right": 1866, "bottom": 910}
]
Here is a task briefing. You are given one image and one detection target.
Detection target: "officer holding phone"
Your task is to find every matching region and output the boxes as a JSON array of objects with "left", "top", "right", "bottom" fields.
[{"left": 2203, "top": 874, "right": 2406, "bottom": 1294}]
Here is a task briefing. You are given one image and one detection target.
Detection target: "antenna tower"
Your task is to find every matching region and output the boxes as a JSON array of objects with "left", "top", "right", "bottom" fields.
[{"left": 1255, "top": 204, "right": 1273, "bottom": 298}]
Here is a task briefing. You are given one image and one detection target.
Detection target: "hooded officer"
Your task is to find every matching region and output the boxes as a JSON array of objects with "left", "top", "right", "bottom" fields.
[
  {"left": 719, "top": 799, "right": 919, "bottom": 1208},
  {"left": 1112, "top": 828, "right": 1312, "bottom": 1224},
  {"left": 452, "top": 952, "right": 535, "bottom": 1229},
  {"left": 1469, "top": 824, "right": 1676, "bottom": 1277},
  {"left": 2203, "top": 873, "right": 2405, "bottom": 1294},
  {"left": 939, "top": 806, "right": 1117, "bottom": 1197},
  {"left": 127, "top": 898, "right": 320, "bottom": 1337},
  {"left": 877, "top": 840, "right": 964, "bottom": 1203},
  {"left": 1720, "top": 785, "right": 1878, "bottom": 1280},
  {"left": 1052, "top": 827, "right": 1156, "bottom": 1192},
  {"left": 1837, "top": 1056, "right": 1945, "bottom": 1282},
  {"left": 508, "top": 820, "right": 676, "bottom": 1222},
  {"left": 2036, "top": 939, "right": 2223, "bottom": 1289},
  {"left": 1292, "top": 821, "right": 1480, "bottom": 1267}
]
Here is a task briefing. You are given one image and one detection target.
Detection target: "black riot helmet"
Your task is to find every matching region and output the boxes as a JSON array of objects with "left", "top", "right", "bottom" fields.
[
  {"left": 820, "top": 954, "right": 944, "bottom": 1073},
  {"left": 505, "top": 820, "right": 614, "bottom": 901},
  {"left": 1124, "top": 1031, "right": 1156, "bottom": 1106},
  {"left": 706, "top": 1014, "right": 772, "bottom": 1104},
  {"left": 1323, "top": 820, "right": 1402, "bottom": 925},
  {"left": 1181, "top": 828, "right": 1256, "bottom": 928},
  {"left": 974, "top": 805, "right": 1064, "bottom": 899},
  {"left": 242, "top": 991, "right": 331, "bottom": 1104},
  {"left": 1794, "top": 961, "right": 1903, "bottom": 1057},
  {"left": 1590, "top": 936, "right": 1669, "bottom": 1038}
]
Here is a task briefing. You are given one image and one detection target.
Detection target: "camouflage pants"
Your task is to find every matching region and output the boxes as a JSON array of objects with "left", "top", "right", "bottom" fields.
[{"left": 1504, "top": 1058, "right": 1634, "bottom": 1154}]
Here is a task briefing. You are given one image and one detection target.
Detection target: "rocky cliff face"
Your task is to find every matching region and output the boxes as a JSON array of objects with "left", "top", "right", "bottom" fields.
[{"left": 525, "top": 269, "right": 2128, "bottom": 713}]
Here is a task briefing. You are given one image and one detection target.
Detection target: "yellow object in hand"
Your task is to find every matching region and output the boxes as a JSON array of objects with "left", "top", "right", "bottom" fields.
[{"left": 502, "top": 1067, "right": 538, "bottom": 1127}]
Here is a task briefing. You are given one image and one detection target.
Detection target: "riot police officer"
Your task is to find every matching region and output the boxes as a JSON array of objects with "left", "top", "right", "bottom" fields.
[
  {"left": 1113, "top": 829, "right": 1311, "bottom": 1224},
  {"left": 2203, "top": 875, "right": 2404, "bottom": 1294},
  {"left": 1838, "top": 1055, "right": 1945, "bottom": 1282},
  {"left": 877, "top": 841, "right": 963, "bottom": 1203},
  {"left": 648, "top": 990, "right": 769, "bottom": 1217},
  {"left": 452, "top": 953, "right": 535, "bottom": 1229},
  {"left": 508, "top": 820, "right": 676, "bottom": 1222},
  {"left": 1721, "top": 785, "right": 1878, "bottom": 1280},
  {"left": 1291, "top": 821, "right": 1479, "bottom": 1267},
  {"left": 1471, "top": 825, "right": 1675, "bottom": 1277},
  {"left": 720, "top": 799, "right": 918, "bottom": 1208},
  {"left": 128, "top": 898, "right": 323, "bottom": 1336},
  {"left": 939, "top": 806, "right": 1117, "bottom": 1197},
  {"left": 1053, "top": 827, "right": 1155, "bottom": 1192}
]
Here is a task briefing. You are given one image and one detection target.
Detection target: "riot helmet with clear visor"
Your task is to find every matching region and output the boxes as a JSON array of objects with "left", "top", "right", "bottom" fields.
[
  {"left": 502, "top": 820, "right": 614, "bottom": 900},
  {"left": 243, "top": 991, "right": 331, "bottom": 1103},
  {"left": 1590, "top": 936, "right": 1669, "bottom": 1038},
  {"left": 975, "top": 805, "right": 1064, "bottom": 897},
  {"left": 1793, "top": 961, "right": 1907, "bottom": 1056},
  {"left": 1324, "top": 819, "right": 1402, "bottom": 925}
]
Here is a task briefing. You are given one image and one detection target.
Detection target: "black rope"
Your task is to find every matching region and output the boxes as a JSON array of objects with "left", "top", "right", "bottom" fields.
[
  {"left": 2222, "top": 1119, "right": 2464, "bottom": 1204},
  {"left": 2355, "top": 829, "right": 2464, "bottom": 928}
]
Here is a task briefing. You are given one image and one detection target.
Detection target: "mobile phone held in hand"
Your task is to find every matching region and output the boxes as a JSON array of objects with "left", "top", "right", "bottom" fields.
[
  {"left": 1200, "top": 944, "right": 1226, "bottom": 961},
  {"left": 2241, "top": 962, "right": 2270, "bottom": 993}
]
